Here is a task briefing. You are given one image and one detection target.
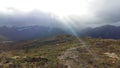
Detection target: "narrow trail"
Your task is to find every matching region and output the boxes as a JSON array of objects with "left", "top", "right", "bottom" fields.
[
  {"left": 58, "top": 46, "right": 93, "bottom": 68},
  {"left": 58, "top": 42, "right": 100, "bottom": 68},
  {"left": 58, "top": 47, "right": 80, "bottom": 68}
]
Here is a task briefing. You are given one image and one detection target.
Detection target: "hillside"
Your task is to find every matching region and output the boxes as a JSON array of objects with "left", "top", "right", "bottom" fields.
[
  {"left": 0, "top": 35, "right": 10, "bottom": 41},
  {"left": 0, "top": 26, "right": 67, "bottom": 41},
  {"left": 0, "top": 25, "right": 120, "bottom": 41},
  {"left": 0, "top": 35, "right": 120, "bottom": 68},
  {"left": 80, "top": 25, "right": 120, "bottom": 39}
]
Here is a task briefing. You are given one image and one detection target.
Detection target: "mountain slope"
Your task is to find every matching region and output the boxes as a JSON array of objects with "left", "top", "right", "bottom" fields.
[
  {"left": 80, "top": 25, "right": 120, "bottom": 39},
  {"left": 0, "top": 35, "right": 120, "bottom": 68},
  {"left": 0, "top": 26, "right": 67, "bottom": 41},
  {"left": 0, "top": 25, "right": 120, "bottom": 42}
]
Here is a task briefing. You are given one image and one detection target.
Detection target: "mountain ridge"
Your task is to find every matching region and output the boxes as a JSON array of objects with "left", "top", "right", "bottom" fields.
[
  {"left": 79, "top": 25, "right": 120, "bottom": 39},
  {"left": 0, "top": 25, "right": 120, "bottom": 41}
]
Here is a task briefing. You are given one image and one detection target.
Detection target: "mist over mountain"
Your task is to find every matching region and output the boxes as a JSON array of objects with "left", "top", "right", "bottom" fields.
[
  {"left": 0, "top": 8, "right": 120, "bottom": 29},
  {"left": 0, "top": 10, "right": 120, "bottom": 40},
  {"left": 0, "top": 10, "right": 63, "bottom": 28},
  {"left": 0, "top": 0, "right": 120, "bottom": 41}
]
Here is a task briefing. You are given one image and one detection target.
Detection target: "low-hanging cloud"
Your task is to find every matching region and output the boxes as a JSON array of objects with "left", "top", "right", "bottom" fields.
[
  {"left": 89, "top": 0, "right": 120, "bottom": 24},
  {"left": 0, "top": 0, "right": 120, "bottom": 28}
]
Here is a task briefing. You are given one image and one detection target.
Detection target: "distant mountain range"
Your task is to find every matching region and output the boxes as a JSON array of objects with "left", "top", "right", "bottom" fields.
[
  {"left": 79, "top": 25, "right": 120, "bottom": 39},
  {"left": 0, "top": 25, "right": 120, "bottom": 41},
  {"left": 0, "top": 26, "right": 67, "bottom": 41}
]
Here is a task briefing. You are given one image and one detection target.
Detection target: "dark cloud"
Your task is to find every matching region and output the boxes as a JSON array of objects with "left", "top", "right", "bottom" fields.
[
  {"left": 90, "top": 0, "right": 120, "bottom": 23},
  {"left": 0, "top": 0, "right": 120, "bottom": 28},
  {"left": 0, "top": 10, "right": 61, "bottom": 27}
]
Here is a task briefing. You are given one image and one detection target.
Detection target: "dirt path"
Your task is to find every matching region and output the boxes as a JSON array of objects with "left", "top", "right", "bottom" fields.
[{"left": 58, "top": 46, "right": 88, "bottom": 68}]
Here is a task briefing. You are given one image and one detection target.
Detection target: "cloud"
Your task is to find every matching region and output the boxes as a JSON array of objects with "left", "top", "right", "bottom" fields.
[
  {"left": 0, "top": 0, "right": 120, "bottom": 29},
  {"left": 68, "top": 0, "right": 120, "bottom": 27},
  {"left": 89, "top": 0, "right": 120, "bottom": 23},
  {"left": 0, "top": 10, "right": 61, "bottom": 27}
]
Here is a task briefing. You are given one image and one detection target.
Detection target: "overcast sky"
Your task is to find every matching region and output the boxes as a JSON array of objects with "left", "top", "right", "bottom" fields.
[{"left": 0, "top": 0, "right": 120, "bottom": 28}]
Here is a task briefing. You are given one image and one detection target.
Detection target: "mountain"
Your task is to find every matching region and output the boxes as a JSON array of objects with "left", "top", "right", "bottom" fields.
[
  {"left": 79, "top": 25, "right": 120, "bottom": 39},
  {"left": 0, "top": 25, "right": 120, "bottom": 41},
  {"left": 0, "top": 26, "right": 67, "bottom": 41}
]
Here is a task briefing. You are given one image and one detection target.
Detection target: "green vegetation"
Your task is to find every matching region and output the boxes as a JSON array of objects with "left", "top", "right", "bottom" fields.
[
  {"left": 0, "top": 35, "right": 119, "bottom": 68},
  {"left": 0, "top": 35, "right": 9, "bottom": 41}
]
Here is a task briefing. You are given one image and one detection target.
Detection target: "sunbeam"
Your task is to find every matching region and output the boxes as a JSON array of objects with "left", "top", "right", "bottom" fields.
[{"left": 59, "top": 17, "right": 100, "bottom": 60}]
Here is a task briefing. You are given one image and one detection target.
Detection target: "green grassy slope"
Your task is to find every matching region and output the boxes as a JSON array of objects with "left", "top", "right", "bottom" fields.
[{"left": 0, "top": 35, "right": 119, "bottom": 68}]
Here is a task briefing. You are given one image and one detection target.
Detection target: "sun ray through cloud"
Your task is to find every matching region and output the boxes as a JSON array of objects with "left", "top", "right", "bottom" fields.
[{"left": 59, "top": 17, "right": 100, "bottom": 60}]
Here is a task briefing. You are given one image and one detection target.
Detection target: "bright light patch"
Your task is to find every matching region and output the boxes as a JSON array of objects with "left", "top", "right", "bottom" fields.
[{"left": 0, "top": 0, "right": 89, "bottom": 17}]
